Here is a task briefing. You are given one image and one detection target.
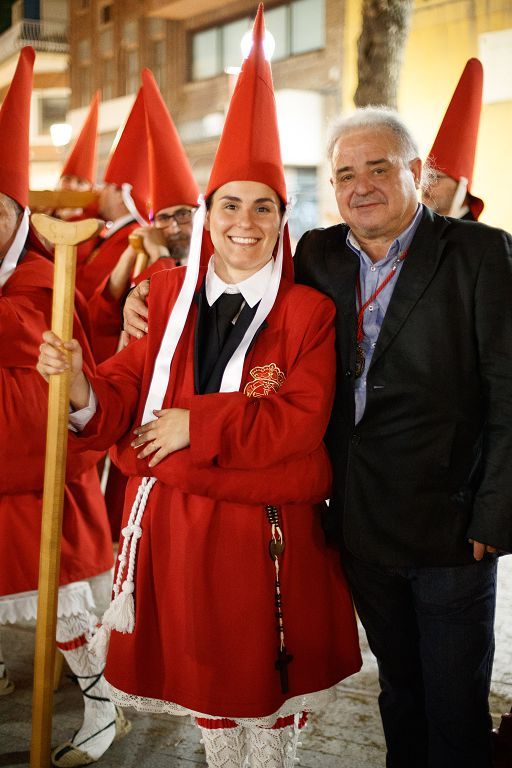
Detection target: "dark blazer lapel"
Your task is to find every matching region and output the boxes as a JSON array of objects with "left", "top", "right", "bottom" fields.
[
  {"left": 324, "top": 228, "right": 359, "bottom": 373},
  {"left": 370, "top": 208, "right": 450, "bottom": 368}
]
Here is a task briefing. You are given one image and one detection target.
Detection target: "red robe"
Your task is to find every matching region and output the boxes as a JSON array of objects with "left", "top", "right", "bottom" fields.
[
  {"left": 0, "top": 249, "right": 113, "bottom": 595},
  {"left": 88, "top": 258, "right": 179, "bottom": 540},
  {"left": 88, "top": 257, "right": 178, "bottom": 364},
  {"left": 76, "top": 220, "right": 139, "bottom": 300},
  {"left": 73, "top": 266, "right": 361, "bottom": 719}
]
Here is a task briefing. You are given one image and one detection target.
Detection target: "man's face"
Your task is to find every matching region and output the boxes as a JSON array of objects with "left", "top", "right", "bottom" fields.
[
  {"left": 0, "top": 193, "right": 22, "bottom": 260},
  {"left": 59, "top": 174, "right": 92, "bottom": 192},
  {"left": 421, "top": 172, "right": 458, "bottom": 215},
  {"left": 153, "top": 204, "right": 194, "bottom": 260},
  {"left": 330, "top": 128, "right": 421, "bottom": 243},
  {"left": 98, "top": 183, "right": 124, "bottom": 221}
]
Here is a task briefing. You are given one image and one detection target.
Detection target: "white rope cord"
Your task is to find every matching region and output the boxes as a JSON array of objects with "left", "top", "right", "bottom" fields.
[
  {"left": 448, "top": 176, "right": 469, "bottom": 218},
  {"left": 121, "top": 182, "right": 148, "bottom": 226},
  {"left": 90, "top": 476, "right": 156, "bottom": 659}
]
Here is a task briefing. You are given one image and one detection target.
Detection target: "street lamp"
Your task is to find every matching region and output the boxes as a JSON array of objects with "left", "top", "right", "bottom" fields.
[
  {"left": 240, "top": 28, "right": 275, "bottom": 61},
  {"left": 49, "top": 122, "right": 72, "bottom": 148}
]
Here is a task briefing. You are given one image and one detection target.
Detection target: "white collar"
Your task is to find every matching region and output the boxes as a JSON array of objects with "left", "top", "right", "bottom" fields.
[
  {"left": 205, "top": 256, "right": 273, "bottom": 308},
  {"left": 104, "top": 212, "right": 135, "bottom": 238},
  {"left": 0, "top": 207, "right": 30, "bottom": 288}
]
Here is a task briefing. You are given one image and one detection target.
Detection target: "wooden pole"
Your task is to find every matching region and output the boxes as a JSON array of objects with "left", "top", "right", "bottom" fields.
[
  {"left": 29, "top": 214, "right": 103, "bottom": 768},
  {"left": 29, "top": 189, "right": 98, "bottom": 210},
  {"left": 128, "top": 232, "right": 149, "bottom": 279}
]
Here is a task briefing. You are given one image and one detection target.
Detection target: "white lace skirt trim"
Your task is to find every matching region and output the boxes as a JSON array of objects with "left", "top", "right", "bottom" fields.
[
  {"left": 0, "top": 570, "right": 113, "bottom": 625},
  {"left": 107, "top": 681, "right": 338, "bottom": 727}
]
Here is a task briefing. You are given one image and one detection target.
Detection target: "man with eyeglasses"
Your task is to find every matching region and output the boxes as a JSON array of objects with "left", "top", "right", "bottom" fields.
[
  {"left": 87, "top": 204, "right": 196, "bottom": 365},
  {"left": 87, "top": 70, "right": 199, "bottom": 366},
  {"left": 421, "top": 59, "right": 484, "bottom": 221}
]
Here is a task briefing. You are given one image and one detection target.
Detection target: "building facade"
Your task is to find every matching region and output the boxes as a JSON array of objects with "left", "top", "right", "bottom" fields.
[
  {"left": 64, "top": 0, "right": 511, "bottom": 231},
  {"left": 0, "top": 0, "right": 70, "bottom": 189}
]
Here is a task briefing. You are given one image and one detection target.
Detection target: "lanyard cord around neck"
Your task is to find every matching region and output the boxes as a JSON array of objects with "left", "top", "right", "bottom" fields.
[{"left": 356, "top": 249, "right": 408, "bottom": 343}]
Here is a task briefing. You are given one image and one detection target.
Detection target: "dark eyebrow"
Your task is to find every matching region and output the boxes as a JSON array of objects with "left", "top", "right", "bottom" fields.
[
  {"left": 219, "top": 195, "right": 278, "bottom": 205},
  {"left": 335, "top": 158, "right": 390, "bottom": 175}
]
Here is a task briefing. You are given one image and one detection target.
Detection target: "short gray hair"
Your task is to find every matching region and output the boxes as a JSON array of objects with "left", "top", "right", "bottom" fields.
[{"left": 327, "top": 106, "right": 420, "bottom": 165}]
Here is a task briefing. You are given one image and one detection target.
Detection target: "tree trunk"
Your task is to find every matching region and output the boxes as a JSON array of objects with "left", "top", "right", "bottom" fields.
[{"left": 355, "top": 0, "right": 414, "bottom": 108}]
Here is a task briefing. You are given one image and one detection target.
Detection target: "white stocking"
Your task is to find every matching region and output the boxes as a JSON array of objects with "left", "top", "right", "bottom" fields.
[
  {"left": 55, "top": 610, "right": 117, "bottom": 761},
  {"left": 197, "top": 723, "right": 248, "bottom": 768},
  {"left": 245, "top": 714, "right": 305, "bottom": 768}
]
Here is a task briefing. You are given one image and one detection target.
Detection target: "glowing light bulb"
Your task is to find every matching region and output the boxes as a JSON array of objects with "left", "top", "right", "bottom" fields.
[{"left": 240, "top": 29, "right": 275, "bottom": 61}]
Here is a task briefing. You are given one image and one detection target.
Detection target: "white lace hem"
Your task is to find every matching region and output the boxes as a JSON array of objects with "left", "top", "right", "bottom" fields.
[
  {"left": 0, "top": 571, "right": 113, "bottom": 625},
  {"left": 106, "top": 681, "right": 338, "bottom": 727}
]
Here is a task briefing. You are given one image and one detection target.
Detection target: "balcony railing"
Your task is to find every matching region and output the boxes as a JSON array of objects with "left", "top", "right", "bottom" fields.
[{"left": 0, "top": 19, "right": 69, "bottom": 63}]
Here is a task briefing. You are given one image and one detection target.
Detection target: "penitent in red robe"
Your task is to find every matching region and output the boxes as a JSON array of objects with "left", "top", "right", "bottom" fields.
[
  {"left": 72, "top": 266, "right": 362, "bottom": 721},
  {"left": 0, "top": 248, "right": 113, "bottom": 597},
  {"left": 76, "top": 220, "right": 139, "bottom": 300}
]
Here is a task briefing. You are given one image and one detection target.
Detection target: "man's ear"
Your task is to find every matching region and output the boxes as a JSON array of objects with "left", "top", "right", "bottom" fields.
[
  {"left": 410, "top": 158, "right": 422, "bottom": 189},
  {"left": 204, "top": 209, "right": 211, "bottom": 232},
  {"left": 329, "top": 177, "right": 334, "bottom": 189}
]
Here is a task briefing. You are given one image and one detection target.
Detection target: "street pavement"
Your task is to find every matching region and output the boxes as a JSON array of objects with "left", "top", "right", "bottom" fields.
[{"left": 1, "top": 555, "right": 512, "bottom": 767}]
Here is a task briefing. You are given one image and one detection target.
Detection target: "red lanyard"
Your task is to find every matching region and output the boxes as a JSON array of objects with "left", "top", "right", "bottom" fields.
[{"left": 356, "top": 250, "right": 408, "bottom": 343}]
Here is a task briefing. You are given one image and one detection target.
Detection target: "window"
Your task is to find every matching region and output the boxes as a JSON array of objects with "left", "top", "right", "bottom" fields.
[
  {"left": 286, "top": 167, "right": 318, "bottom": 243},
  {"left": 125, "top": 49, "right": 139, "bottom": 95},
  {"left": 77, "top": 38, "right": 91, "bottom": 64},
  {"left": 40, "top": 95, "right": 69, "bottom": 134},
  {"left": 99, "top": 28, "right": 113, "bottom": 55},
  {"left": 189, "top": 0, "right": 325, "bottom": 81},
  {"left": 291, "top": 0, "right": 324, "bottom": 55},
  {"left": 78, "top": 67, "right": 91, "bottom": 106},
  {"left": 192, "top": 28, "right": 220, "bottom": 80},
  {"left": 151, "top": 39, "right": 166, "bottom": 91},
  {"left": 222, "top": 18, "right": 251, "bottom": 70},
  {"left": 122, "top": 19, "right": 138, "bottom": 46},
  {"left": 265, "top": 6, "right": 288, "bottom": 61},
  {"left": 147, "top": 17, "right": 165, "bottom": 38},
  {"left": 102, "top": 58, "right": 115, "bottom": 100},
  {"left": 99, "top": 3, "right": 113, "bottom": 26}
]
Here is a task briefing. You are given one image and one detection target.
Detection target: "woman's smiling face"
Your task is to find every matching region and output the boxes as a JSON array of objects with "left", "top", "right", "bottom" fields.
[{"left": 205, "top": 180, "right": 282, "bottom": 283}]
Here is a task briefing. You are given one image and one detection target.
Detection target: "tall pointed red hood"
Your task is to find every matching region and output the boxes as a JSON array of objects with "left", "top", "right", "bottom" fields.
[
  {"left": 142, "top": 69, "right": 199, "bottom": 214},
  {"left": 61, "top": 91, "right": 100, "bottom": 185},
  {"left": 0, "top": 47, "right": 35, "bottom": 208},
  {"left": 427, "top": 58, "right": 484, "bottom": 219}
]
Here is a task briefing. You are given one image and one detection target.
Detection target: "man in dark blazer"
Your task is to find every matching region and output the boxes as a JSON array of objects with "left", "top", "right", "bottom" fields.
[{"left": 294, "top": 106, "right": 512, "bottom": 768}]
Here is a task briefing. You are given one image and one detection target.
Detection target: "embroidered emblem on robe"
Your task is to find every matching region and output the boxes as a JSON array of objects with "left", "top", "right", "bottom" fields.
[{"left": 244, "top": 363, "right": 286, "bottom": 398}]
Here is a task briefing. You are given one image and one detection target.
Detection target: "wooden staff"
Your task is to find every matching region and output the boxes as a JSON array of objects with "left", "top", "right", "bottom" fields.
[
  {"left": 128, "top": 232, "right": 149, "bottom": 279},
  {"left": 29, "top": 213, "right": 103, "bottom": 768},
  {"left": 29, "top": 189, "right": 98, "bottom": 210}
]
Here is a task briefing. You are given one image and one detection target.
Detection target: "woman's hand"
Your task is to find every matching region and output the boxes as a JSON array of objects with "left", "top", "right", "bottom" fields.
[
  {"left": 131, "top": 408, "right": 190, "bottom": 467},
  {"left": 37, "top": 330, "right": 90, "bottom": 410}
]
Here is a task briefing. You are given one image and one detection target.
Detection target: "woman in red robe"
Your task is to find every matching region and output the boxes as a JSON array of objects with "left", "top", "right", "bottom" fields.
[{"left": 38, "top": 8, "right": 361, "bottom": 766}]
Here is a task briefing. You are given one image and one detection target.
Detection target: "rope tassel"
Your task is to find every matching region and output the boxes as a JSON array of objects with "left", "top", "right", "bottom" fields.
[{"left": 91, "top": 476, "right": 156, "bottom": 660}]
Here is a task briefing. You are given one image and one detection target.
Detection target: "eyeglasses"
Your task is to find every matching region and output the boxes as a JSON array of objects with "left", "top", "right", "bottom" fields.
[{"left": 154, "top": 208, "right": 194, "bottom": 226}]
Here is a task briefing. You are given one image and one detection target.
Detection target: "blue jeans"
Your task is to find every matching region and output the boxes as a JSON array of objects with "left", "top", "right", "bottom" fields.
[{"left": 343, "top": 552, "right": 498, "bottom": 768}]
